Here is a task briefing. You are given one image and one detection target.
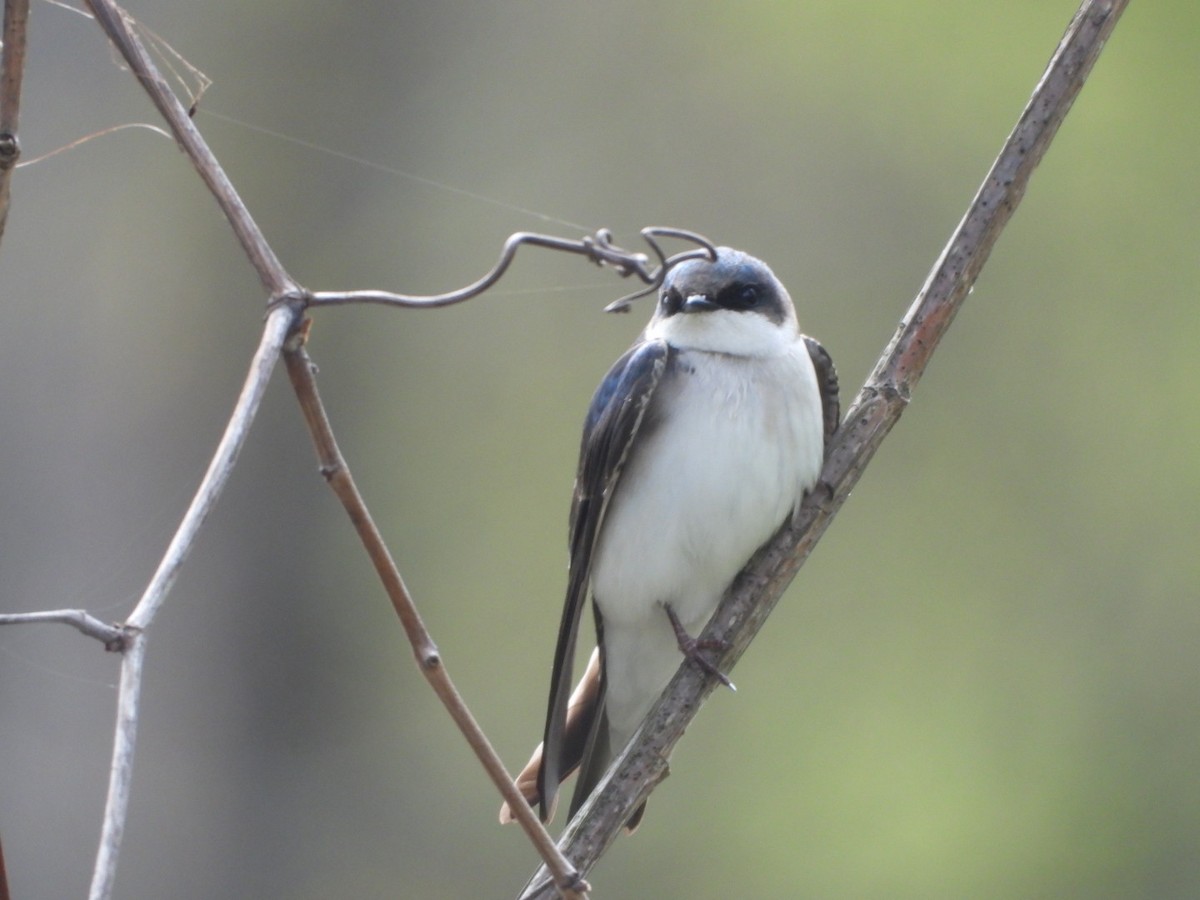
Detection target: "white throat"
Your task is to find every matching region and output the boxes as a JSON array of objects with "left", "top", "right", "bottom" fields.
[{"left": 645, "top": 307, "right": 799, "bottom": 358}]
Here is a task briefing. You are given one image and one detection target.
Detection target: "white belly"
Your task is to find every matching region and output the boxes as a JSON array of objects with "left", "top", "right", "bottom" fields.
[{"left": 590, "top": 345, "right": 824, "bottom": 746}]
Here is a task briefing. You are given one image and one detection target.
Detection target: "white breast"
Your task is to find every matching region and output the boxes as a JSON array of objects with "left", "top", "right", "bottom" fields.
[{"left": 590, "top": 341, "right": 825, "bottom": 744}]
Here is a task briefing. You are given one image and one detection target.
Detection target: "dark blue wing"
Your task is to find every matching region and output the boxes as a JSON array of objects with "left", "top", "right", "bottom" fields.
[
  {"left": 803, "top": 335, "right": 840, "bottom": 444},
  {"left": 536, "top": 338, "right": 671, "bottom": 820}
]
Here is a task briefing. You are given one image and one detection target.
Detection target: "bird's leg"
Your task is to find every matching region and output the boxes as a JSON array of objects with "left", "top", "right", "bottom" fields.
[{"left": 663, "top": 603, "right": 736, "bottom": 691}]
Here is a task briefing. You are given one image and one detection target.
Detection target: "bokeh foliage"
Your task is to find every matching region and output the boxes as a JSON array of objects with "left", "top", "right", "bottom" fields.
[{"left": 0, "top": 1, "right": 1196, "bottom": 897}]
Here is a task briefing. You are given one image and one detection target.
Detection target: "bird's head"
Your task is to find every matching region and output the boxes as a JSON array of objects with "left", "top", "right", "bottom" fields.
[{"left": 644, "top": 247, "right": 799, "bottom": 356}]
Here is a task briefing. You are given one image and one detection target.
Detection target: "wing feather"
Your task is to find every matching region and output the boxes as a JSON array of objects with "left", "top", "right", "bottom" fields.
[
  {"left": 803, "top": 335, "right": 840, "bottom": 444},
  {"left": 535, "top": 338, "right": 671, "bottom": 821}
]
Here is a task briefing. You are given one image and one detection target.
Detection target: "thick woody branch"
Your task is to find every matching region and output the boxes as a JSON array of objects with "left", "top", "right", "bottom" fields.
[{"left": 518, "top": 0, "right": 1129, "bottom": 894}]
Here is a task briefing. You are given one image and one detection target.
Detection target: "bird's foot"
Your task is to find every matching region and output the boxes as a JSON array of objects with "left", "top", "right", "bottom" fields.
[{"left": 664, "top": 604, "right": 736, "bottom": 691}]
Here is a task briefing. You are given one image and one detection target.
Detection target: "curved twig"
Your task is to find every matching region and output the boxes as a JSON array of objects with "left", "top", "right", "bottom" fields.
[{"left": 308, "top": 226, "right": 716, "bottom": 311}]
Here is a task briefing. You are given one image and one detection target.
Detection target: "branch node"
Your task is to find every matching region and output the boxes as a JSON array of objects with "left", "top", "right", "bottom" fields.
[
  {"left": 420, "top": 648, "right": 442, "bottom": 671},
  {"left": 0, "top": 133, "right": 20, "bottom": 170},
  {"left": 862, "top": 381, "right": 910, "bottom": 410},
  {"left": 282, "top": 315, "right": 313, "bottom": 354},
  {"left": 268, "top": 287, "right": 311, "bottom": 316},
  {"left": 105, "top": 624, "right": 140, "bottom": 654},
  {"left": 559, "top": 872, "right": 591, "bottom": 896},
  {"left": 807, "top": 478, "right": 838, "bottom": 514},
  {"left": 881, "top": 381, "right": 912, "bottom": 405}
]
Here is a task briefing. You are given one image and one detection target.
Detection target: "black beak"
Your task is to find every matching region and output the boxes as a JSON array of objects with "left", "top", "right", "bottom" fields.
[{"left": 681, "top": 294, "right": 719, "bottom": 313}]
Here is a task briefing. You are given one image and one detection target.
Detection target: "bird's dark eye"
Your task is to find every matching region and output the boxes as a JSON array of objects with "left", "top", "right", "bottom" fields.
[
  {"left": 737, "top": 285, "right": 760, "bottom": 308},
  {"left": 660, "top": 286, "right": 683, "bottom": 315}
]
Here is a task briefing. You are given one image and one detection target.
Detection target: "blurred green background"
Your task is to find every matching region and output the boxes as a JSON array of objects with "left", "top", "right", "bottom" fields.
[{"left": 1, "top": 1, "right": 1197, "bottom": 897}]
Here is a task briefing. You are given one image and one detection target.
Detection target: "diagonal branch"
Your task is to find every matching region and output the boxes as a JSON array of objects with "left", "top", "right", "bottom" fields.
[
  {"left": 518, "top": 0, "right": 1129, "bottom": 894},
  {"left": 124, "top": 307, "right": 296, "bottom": 631},
  {"left": 282, "top": 325, "right": 589, "bottom": 899},
  {"left": 82, "top": 0, "right": 294, "bottom": 297}
]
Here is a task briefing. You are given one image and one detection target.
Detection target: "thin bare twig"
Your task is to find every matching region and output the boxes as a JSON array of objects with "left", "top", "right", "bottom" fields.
[
  {"left": 87, "top": 628, "right": 145, "bottom": 900},
  {"left": 283, "top": 325, "right": 589, "bottom": 899},
  {"left": 518, "top": 0, "right": 1129, "bottom": 894},
  {"left": 125, "top": 307, "right": 295, "bottom": 631},
  {"left": 0, "top": 0, "right": 31, "bottom": 241},
  {"left": 82, "top": 0, "right": 294, "bottom": 298},
  {"left": 87, "top": 306, "right": 295, "bottom": 900},
  {"left": 310, "top": 227, "right": 715, "bottom": 313},
  {"left": 0, "top": 610, "right": 125, "bottom": 649}
]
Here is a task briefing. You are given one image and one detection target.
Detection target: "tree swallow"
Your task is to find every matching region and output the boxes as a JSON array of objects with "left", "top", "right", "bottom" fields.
[{"left": 500, "top": 247, "right": 839, "bottom": 829}]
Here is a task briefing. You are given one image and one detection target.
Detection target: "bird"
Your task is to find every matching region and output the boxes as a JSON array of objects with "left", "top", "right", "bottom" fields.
[{"left": 500, "top": 246, "right": 839, "bottom": 830}]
